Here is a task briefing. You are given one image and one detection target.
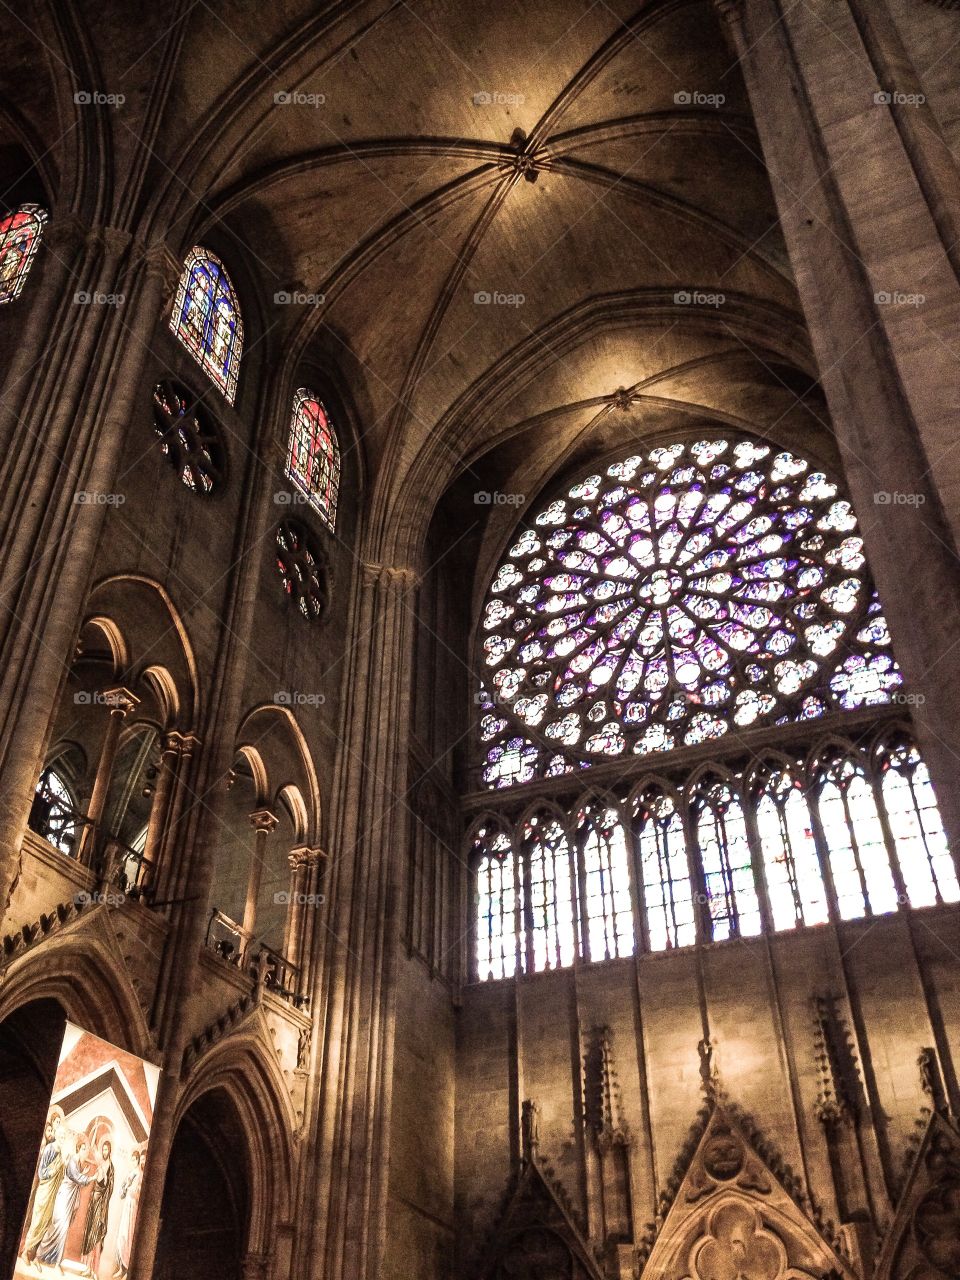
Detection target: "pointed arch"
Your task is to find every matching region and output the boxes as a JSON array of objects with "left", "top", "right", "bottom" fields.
[
  {"left": 285, "top": 387, "right": 341, "bottom": 531},
  {"left": 169, "top": 246, "right": 243, "bottom": 403},
  {"left": 628, "top": 776, "right": 696, "bottom": 952},
  {"left": 235, "top": 704, "right": 322, "bottom": 844},
  {"left": 0, "top": 204, "right": 48, "bottom": 304},
  {"left": 175, "top": 1023, "right": 297, "bottom": 1251},
  {"left": 0, "top": 928, "right": 154, "bottom": 1061}
]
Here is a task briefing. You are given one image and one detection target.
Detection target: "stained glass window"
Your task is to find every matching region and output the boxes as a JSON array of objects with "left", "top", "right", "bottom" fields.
[
  {"left": 632, "top": 785, "right": 695, "bottom": 950},
  {"left": 0, "top": 204, "right": 47, "bottom": 304},
  {"left": 286, "top": 389, "right": 341, "bottom": 530},
  {"left": 169, "top": 247, "right": 243, "bottom": 402},
  {"left": 152, "top": 381, "right": 225, "bottom": 493},
  {"left": 753, "top": 763, "right": 829, "bottom": 929},
  {"left": 880, "top": 740, "right": 960, "bottom": 909},
  {"left": 523, "top": 813, "right": 576, "bottom": 971},
  {"left": 817, "top": 754, "right": 898, "bottom": 920},
  {"left": 692, "top": 777, "right": 761, "bottom": 941},
  {"left": 29, "top": 768, "right": 78, "bottom": 856},
  {"left": 474, "top": 824, "right": 521, "bottom": 981},
  {"left": 276, "top": 521, "right": 326, "bottom": 620},
  {"left": 477, "top": 437, "right": 900, "bottom": 788},
  {"left": 576, "top": 806, "right": 634, "bottom": 961},
  {"left": 470, "top": 436, "right": 954, "bottom": 981}
]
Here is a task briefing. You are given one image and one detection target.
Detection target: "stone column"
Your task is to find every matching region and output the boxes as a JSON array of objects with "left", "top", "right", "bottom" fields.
[
  {"left": 283, "top": 846, "right": 326, "bottom": 980},
  {"left": 75, "top": 688, "right": 139, "bottom": 866},
  {"left": 242, "top": 808, "right": 279, "bottom": 954},
  {"left": 140, "top": 735, "right": 180, "bottom": 879},
  {"left": 715, "top": 0, "right": 960, "bottom": 856},
  {"left": 149, "top": 733, "right": 201, "bottom": 908},
  {"left": 300, "top": 560, "right": 417, "bottom": 1280},
  {"left": 241, "top": 1253, "right": 272, "bottom": 1280}
]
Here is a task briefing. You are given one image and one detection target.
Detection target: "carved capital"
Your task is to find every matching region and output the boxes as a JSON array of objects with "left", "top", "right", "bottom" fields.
[
  {"left": 101, "top": 686, "right": 139, "bottom": 717},
  {"left": 288, "top": 845, "right": 326, "bottom": 870},
  {"left": 249, "top": 808, "right": 279, "bottom": 834},
  {"left": 87, "top": 225, "right": 133, "bottom": 260},
  {"left": 139, "top": 241, "right": 183, "bottom": 304},
  {"left": 164, "top": 730, "right": 201, "bottom": 759},
  {"left": 360, "top": 560, "right": 419, "bottom": 592},
  {"left": 45, "top": 214, "right": 88, "bottom": 259}
]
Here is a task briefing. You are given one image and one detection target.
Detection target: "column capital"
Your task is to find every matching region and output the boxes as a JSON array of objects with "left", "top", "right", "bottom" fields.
[
  {"left": 100, "top": 686, "right": 139, "bottom": 716},
  {"left": 249, "top": 808, "right": 279, "bottom": 834},
  {"left": 163, "top": 730, "right": 201, "bottom": 757},
  {"left": 139, "top": 240, "right": 183, "bottom": 305},
  {"left": 360, "top": 560, "right": 419, "bottom": 592},
  {"left": 44, "top": 213, "right": 88, "bottom": 258},
  {"left": 288, "top": 845, "right": 326, "bottom": 870},
  {"left": 88, "top": 225, "right": 133, "bottom": 259}
]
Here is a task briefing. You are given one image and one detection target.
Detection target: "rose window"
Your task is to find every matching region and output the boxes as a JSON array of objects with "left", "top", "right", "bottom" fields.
[
  {"left": 276, "top": 520, "right": 326, "bottom": 620},
  {"left": 478, "top": 437, "right": 901, "bottom": 788},
  {"left": 152, "top": 381, "right": 226, "bottom": 494}
]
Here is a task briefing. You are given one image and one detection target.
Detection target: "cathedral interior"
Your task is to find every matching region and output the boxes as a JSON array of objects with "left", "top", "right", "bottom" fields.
[{"left": 2, "top": 2, "right": 960, "bottom": 1278}]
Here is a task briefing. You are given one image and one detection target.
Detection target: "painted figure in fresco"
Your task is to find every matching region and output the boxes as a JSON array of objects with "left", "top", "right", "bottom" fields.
[
  {"left": 20, "top": 1108, "right": 66, "bottom": 1265},
  {"left": 80, "top": 1139, "right": 115, "bottom": 1278},
  {"left": 113, "top": 1145, "right": 144, "bottom": 1278},
  {"left": 35, "top": 1134, "right": 96, "bottom": 1270}
]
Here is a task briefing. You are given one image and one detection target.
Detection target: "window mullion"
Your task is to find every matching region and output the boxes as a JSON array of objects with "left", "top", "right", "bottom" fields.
[
  {"left": 743, "top": 779, "right": 775, "bottom": 934},
  {"left": 627, "top": 809, "right": 652, "bottom": 954},
  {"left": 871, "top": 767, "right": 910, "bottom": 912},
  {"left": 575, "top": 822, "right": 591, "bottom": 962},
  {"left": 685, "top": 794, "right": 711, "bottom": 944}
]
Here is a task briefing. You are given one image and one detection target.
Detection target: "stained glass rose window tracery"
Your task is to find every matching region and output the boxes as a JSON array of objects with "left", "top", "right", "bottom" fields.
[
  {"left": 0, "top": 204, "right": 48, "bottom": 304},
  {"left": 276, "top": 520, "right": 326, "bottom": 621},
  {"left": 479, "top": 437, "right": 900, "bottom": 789},
  {"left": 152, "top": 380, "right": 226, "bottom": 494},
  {"left": 169, "top": 247, "right": 243, "bottom": 402}
]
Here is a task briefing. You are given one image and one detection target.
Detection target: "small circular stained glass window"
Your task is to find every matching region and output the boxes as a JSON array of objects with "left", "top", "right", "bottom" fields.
[
  {"left": 276, "top": 520, "right": 326, "bottom": 620},
  {"left": 152, "top": 380, "right": 226, "bottom": 494}
]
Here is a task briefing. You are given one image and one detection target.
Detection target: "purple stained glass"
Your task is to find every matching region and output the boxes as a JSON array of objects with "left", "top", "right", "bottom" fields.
[
  {"left": 478, "top": 437, "right": 900, "bottom": 787},
  {"left": 170, "top": 247, "right": 243, "bottom": 402}
]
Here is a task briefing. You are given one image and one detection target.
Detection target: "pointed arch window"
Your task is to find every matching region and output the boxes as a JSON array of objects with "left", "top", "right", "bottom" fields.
[
  {"left": 692, "top": 777, "right": 761, "bottom": 942},
  {"left": 522, "top": 812, "right": 576, "bottom": 971},
  {"left": 753, "top": 762, "right": 828, "bottom": 930},
  {"left": 816, "top": 753, "right": 898, "bottom": 920},
  {"left": 29, "top": 767, "right": 78, "bottom": 856},
  {"left": 467, "top": 436, "right": 955, "bottom": 981},
  {"left": 0, "top": 204, "right": 48, "bottom": 304},
  {"left": 879, "top": 739, "right": 960, "bottom": 909},
  {"left": 285, "top": 389, "right": 341, "bottom": 530},
  {"left": 169, "top": 247, "right": 243, "bottom": 402},
  {"left": 474, "top": 824, "right": 521, "bottom": 981},
  {"left": 632, "top": 785, "right": 695, "bottom": 950},
  {"left": 575, "top": 805, "right": 634, "bottom": 962}
]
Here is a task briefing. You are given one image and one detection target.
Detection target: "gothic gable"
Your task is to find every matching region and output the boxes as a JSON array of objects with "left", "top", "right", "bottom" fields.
[
  {"left": 874, "top": 1111, "right": 960, "bottom": 1280},
  {"left": 480, "top": 1156, "right": 604, "bottom": 1280},
  {"left": 640, "top": 1104, "right": 852, "bottom": 1280}
]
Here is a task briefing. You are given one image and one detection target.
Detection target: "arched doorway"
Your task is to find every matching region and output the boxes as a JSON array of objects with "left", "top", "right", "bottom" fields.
[
  {"left": 0, "top": 1000, "right": 67, "bottom": 1277},
  {"left": 153, "top": 1088, "right": 249, "bottom": 1280}
]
